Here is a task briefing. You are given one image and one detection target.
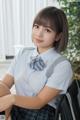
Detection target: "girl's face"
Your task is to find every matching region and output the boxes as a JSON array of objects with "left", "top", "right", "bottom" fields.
[{"left": 32, "top": 24, "right": 58, "bottom": 53}]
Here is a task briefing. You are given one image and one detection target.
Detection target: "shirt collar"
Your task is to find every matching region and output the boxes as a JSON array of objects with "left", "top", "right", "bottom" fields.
[
  {"left": 32, "top": 47, "right": 39, "bottom": 57},
  {"left": 31, "top": 47, "right": 56, "bottom": 62}
]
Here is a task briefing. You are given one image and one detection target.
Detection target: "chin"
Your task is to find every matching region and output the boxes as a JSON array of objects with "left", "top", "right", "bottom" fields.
[{"left": 34, "top": 42, "right": 41, "bottom": 47}]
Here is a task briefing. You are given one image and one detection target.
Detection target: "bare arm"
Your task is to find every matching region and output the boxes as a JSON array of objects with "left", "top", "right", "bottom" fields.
[
  {"left": 0, "top": 82, "right": 61, "bottom": 112},
  {"left": 0, "top": 74, "right": 14, "bottom": 119},
  {"left": 0, "top": 74, "right": 14, "bottom": 96},
  {"left": 13, "top": 86, "right": 61, "bottom": 109}
]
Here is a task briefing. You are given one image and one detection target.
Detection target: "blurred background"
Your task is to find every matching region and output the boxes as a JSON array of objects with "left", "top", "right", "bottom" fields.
[{"left": 0, "top": 0, "right": 80, "bottom": 80}]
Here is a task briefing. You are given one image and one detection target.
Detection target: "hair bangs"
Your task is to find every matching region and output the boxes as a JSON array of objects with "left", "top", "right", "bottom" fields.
[{"left": 33, "top": 14, "right": 57, "bottom": 32}]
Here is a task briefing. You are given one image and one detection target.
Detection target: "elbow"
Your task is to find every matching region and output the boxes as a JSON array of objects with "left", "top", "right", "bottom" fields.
[{"left": 0, "top": 82, "right": 11, "bottom": 97}]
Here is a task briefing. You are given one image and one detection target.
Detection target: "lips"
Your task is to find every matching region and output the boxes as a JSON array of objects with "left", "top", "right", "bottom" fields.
[{"left": 35, "top": 38, "right": 43, "bottom": 43}]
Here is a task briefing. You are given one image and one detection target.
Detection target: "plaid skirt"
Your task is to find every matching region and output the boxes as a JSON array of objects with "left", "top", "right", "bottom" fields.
[{"left": 11, "top": 104, "right": 55, "bottom": 120}]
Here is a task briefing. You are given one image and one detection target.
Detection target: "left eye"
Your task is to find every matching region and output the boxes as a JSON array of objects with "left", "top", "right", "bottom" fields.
[
  {"left": 45, "top": 29, "right": 51, "bottom": 33},
  {"left": 34, "top": 24, "right": 39, "bottom": 29}
]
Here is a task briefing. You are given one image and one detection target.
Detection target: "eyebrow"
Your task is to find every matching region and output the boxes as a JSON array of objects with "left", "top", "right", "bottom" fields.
[
  {"left": 34, "top": 23, "right": 50, "bottom": 28},
  {"left": 41, "top": 25, "right": 51, "bottom": 28},
  {"left": 34, "top": 23, "right": 54, "bottom": 31},
  {"left": 44, "top": 26, "right": 54, "bottom": 31}
]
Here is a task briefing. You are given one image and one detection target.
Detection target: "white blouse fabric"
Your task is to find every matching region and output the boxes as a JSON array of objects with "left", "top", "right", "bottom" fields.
[{"left": 7, "top": 47, "right": 73, "bottom": 108}]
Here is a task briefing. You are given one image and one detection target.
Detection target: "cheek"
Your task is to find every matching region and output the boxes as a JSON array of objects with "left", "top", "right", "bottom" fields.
[
  {"left": 50, "top": 35, "right": 56, "bottom": 42},
  {"left": 45, "top": 35, "right": 55, "bottom": 42},
  {"left": 32, "top": 30, "right": 35, "bottom": 38},
  {"left": 31, "top": 33, "right": 35, "bottom": 42},
  {"left": 45, "top": 36, "right": 56, "bottom": 45},
  {"left": 32, "top": 30, "right": 36, "bottom": 39}
]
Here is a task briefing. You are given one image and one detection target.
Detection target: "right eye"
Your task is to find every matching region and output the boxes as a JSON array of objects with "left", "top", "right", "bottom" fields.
[{"left": 33, "top": 24, "right": 39, "bottom": 29}]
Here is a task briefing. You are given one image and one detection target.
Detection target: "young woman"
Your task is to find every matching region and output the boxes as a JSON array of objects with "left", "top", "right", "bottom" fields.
[{"left": 0, "top": 6, "right": 73, "bottom": 120}]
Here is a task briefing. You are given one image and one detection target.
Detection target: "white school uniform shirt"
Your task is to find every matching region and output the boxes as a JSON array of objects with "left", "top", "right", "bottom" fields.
[{"left": 7, "top": 47, "right": 73, "bottom": 108}]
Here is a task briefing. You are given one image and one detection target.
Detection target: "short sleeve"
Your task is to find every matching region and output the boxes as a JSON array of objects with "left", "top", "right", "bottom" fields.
[
  {"left": 46, "top": 60, "right": 73, "bottom": 92},
  {"left": 7, "top": 48, "right": 23, "bottom": 77}
]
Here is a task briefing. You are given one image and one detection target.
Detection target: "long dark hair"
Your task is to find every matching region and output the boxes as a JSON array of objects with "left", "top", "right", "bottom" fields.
[{"left": 33, "top": 6, "right": 68, "bottom": 52}]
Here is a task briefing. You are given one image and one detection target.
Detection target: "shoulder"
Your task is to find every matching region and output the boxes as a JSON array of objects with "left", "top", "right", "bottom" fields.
[
  {"left": 20, "top": 47, "right": 35, "bottom": 55},
  {"left": 53, "top": 51, "right": 71, "bottom": 67},
  {"left": 16, "top": 47, "right": 35, "bottom": 57},
  {"left": 49, "top": 51, "right": 72, "bottom": 73},
  {"left": 13, "top": 47, "right": 35, "bottom": 62},
  {"left": 54, "top": 56, "right": 72, "bottom": 74},
  {"left": 51, "top": 51, "right": 72, "bottom": 69}
]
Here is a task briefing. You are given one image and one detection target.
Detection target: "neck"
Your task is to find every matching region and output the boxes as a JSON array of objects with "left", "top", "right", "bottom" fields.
[{"left": 37, "top": 47, "right": 53, "bottom": 54}]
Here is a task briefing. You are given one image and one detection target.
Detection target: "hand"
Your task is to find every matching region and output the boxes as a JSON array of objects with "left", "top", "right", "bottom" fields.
[
  {"left": 5, "top": 107, "right": 12, "bottom": 120},
  {"left": 0, "top": 94, "right": 15, "bottom": 112}
]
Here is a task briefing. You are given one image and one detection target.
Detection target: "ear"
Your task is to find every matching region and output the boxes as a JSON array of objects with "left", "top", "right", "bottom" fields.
[{"left": 55, "top": 32, "right": 62, "bottom": 42}]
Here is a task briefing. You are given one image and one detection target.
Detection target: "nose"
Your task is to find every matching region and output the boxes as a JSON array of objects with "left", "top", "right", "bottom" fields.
[{"left": 37, "top": 27, "right": 43, "bottom": 37}]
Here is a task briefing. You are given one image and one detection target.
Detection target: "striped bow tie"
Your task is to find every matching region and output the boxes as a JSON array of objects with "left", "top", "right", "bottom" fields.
[{"left": 29, "top": 56, "right": 46, "bottom": 71}]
